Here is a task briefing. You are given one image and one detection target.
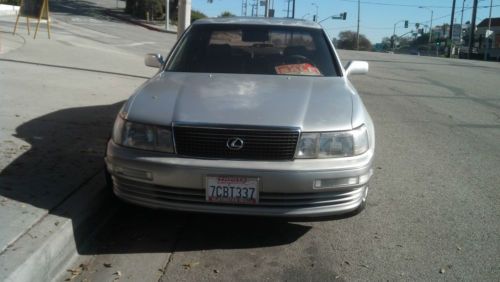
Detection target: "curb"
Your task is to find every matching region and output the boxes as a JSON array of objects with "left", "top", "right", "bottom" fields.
[
  {"left": 104, "top": 10, "right": 177, "bottom": 35},
  {"left": 0, "top": 171, "right": 117, "bottom": 282}
]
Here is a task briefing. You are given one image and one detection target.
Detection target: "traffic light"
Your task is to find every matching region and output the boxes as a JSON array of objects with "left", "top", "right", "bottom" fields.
[
  {"left": 313, "top": 15, "right": 317, "bottom": 22},
  {"left": 341, "top": 12, "right": 347, "bottom": 20},
  {"left": 404, "top": 20, "right": 409, "bottom": 28},
  {"left": 415, "top": 23, "right": 420, "bottom": 29}
]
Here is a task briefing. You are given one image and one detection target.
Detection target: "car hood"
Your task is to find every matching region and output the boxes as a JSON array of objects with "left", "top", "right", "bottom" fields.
[{"left": 125, "top": 72, "right": 355, "bottom": 131}]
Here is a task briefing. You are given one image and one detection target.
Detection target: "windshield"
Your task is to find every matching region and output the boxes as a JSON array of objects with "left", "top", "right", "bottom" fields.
[{"left": 166, "top": 24, "right": 339, "bottom": 76}]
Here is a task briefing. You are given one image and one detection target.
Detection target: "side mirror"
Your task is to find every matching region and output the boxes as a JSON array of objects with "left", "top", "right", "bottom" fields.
[
  {"left": 145, "top": 53, "right": 164, "bottom": 68},
  {"left": 345, "top": 60, "right": 369, "bottom": 76}
]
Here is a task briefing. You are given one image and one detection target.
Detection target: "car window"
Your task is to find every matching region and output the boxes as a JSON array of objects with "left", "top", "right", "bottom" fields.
[{"left": 166, "top": 24, "right": 339, "bottom": 77}]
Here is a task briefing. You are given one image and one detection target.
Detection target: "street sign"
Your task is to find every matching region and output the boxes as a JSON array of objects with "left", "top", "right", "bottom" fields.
[
  {"left": 13, "top": 0, "right": 51, "bottom": 39},
  {"left": 19, "top": 0, "right": 46, "bottom": 18}
]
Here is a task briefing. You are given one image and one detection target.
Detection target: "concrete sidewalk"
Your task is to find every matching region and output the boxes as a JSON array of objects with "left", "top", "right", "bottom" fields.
[{"left": 0, "top": 13, "right": 159, "bottom": 281}]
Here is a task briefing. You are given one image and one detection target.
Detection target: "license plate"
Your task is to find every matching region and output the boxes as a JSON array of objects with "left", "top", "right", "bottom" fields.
[{"left": 206, "top": 176, "right": 259, "bottom": 205}]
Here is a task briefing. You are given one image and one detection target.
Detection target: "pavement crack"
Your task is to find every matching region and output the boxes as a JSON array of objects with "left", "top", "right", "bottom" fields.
[{"left": 158, "top": 213, "right": 190, "bottom": 282}]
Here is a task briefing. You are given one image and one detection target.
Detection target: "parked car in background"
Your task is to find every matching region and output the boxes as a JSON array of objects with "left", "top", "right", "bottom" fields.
[{"left": 105, "top": 17, "right": 375, "bottom": 217}]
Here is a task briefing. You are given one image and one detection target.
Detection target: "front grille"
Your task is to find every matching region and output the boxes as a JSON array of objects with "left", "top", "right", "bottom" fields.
[
  {"left": 173, "top": 125, "right": 299, "bottom": 161},
  {"left": 114, "top": 177, "right": 364, "bottom": 209}
]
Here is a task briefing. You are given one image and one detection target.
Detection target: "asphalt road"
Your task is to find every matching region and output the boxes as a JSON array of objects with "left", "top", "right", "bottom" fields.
[{"left": 67, "top": 54, "right": 500, "bottom": 281}]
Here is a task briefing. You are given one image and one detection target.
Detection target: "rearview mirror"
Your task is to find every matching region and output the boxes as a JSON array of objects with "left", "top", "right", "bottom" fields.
[
  {"left": 145, "top": 53, "right": 164, "bottom": 68},
  {"left": 345, "top": 60, "right": 369, "bottom": 76}
]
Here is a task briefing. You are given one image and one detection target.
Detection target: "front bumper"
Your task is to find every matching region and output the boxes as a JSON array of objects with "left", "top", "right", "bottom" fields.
[{"left": 105, "top": 140, "right": 374, "bottom": 217}]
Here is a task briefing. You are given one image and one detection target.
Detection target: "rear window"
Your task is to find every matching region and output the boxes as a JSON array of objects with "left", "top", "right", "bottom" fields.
[{"left": 166, "top": 24, "right": 339, "bottom": 76}]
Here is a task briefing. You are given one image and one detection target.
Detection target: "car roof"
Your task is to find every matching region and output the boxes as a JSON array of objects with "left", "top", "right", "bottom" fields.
[{"left": 192, "top": 17, "right": 322, "bottom": 29}]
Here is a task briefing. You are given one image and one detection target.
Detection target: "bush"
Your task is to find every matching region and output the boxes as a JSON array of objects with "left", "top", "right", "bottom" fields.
[
  {"left": 126, "top": 0, "right": 164, "bottom": 20},
  {"left": 218, "top": 11, "right": 235, "bottom": 18}
]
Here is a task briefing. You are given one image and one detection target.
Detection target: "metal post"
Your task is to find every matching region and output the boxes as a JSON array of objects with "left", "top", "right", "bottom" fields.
[
  {"left": 177, "top": 0, "right": 191, "bottom": 39},
  {"left": 468, "top": 0, "right": 478, "bottom": 59},
  {"left": 356, "top": 0, "right": 360, "bottom": 50},
  {"left": 287, "top": 0, "right": 290, "bottom": 18},
  {"left": 392, "top": 21, "right": 398, "bottom": 50},
  {"left": 165, "top": 0, "right": 169, "bottom": 31},
  {"left": 447, "top": 0, "right": 456, "bottom": 58},
  {"left": 292, "top": 0, "right": 295, "bottom": 18}
]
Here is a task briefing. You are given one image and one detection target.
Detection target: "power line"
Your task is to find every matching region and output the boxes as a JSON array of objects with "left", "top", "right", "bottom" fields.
[{"left": 339, "top": 0, "right": 499, "bottom": 9}]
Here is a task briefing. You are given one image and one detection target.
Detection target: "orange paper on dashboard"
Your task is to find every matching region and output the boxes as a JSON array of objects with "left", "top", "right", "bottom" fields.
[{"left": 275, "top": 63, "right": 321, "bottom": 76}]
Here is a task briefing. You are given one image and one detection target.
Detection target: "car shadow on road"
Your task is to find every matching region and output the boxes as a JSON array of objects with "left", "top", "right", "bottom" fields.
[
  {"left": 0, "top": 102, "right": 313, "bottom": 256},
  {"left": 84, "top": 205, "right": 313, "bottom": 254}
]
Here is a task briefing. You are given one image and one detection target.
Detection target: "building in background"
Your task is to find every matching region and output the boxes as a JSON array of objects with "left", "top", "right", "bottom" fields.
[{"left": 476, "top": 17, "right": 500, "bottom": 60}]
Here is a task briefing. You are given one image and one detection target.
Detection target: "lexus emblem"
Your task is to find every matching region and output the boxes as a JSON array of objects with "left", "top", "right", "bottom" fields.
[{"left": 226, "top": 137, "right": 244, "bottom": 151}]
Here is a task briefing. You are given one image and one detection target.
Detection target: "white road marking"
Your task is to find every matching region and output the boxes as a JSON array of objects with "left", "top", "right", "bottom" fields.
[{"left": 113, "top": 42, "right": 157, "bottom": 47}]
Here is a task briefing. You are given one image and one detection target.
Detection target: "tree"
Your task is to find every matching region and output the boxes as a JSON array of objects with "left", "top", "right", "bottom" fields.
[
  {"left": 380, "top": 37, "right": 392, "bottom": 50},
  {"left": 125, "top": 0, "right": 179, "bottom": 21},
  {"left": 191, "top": 9, "right": 207, "bottom": 23},
  {"left": 336, "top": 31, "right": 372, "bottom": 51},
  {"left": 218, "top": 11, "right": 236, "bottom": 18}
]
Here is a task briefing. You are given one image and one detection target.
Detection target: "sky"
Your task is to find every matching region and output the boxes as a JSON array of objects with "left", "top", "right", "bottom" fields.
[{"left": 192, "top": 0, "right": 500, "bottom": 43}]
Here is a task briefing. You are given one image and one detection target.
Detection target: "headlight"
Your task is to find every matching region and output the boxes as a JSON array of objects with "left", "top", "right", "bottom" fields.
[
  {"left": 295, "top": 125, "right": 369, "bottom": 158},
  {"left": 112, "top": 115, "right": 174, "bottom": 153}
]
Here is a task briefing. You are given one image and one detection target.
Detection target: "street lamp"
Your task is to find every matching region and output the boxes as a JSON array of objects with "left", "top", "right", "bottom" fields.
[
  {"left": 311, "top": 3, "right": 319, "bottom": 22},
  {"left": 419, "top": 6, "right": 434, "bottom": 46}
]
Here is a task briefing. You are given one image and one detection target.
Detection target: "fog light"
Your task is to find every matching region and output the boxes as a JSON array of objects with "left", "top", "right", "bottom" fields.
[
  {"left": 313, "top": 177, "right": 359, "bottom": 189},
  {"left": 114, "top": 166, "right": 153, "bottom": 180}
]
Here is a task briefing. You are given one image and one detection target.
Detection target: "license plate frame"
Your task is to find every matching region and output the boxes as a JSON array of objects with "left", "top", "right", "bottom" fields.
[{"left": 206, "top": 176, "right": 259, "bottom": 205}]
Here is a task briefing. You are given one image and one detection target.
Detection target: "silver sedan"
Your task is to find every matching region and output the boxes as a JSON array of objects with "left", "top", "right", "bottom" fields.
[{"left": 105, "top": 17, "right": 374, "bottom": 217}]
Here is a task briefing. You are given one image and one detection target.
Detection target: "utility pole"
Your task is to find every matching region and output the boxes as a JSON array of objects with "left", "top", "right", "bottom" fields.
[
  {"left": 356, "top": 0, "right": 360, "bottom": 50},
  {"left": 468, "top": 0, "right": 478, "bottom": 59},
  {"left": 484, "top": 0, "right": 493, "bottom": 60},
  {"left": 292, "top": 0, "right": 295, "bottom": 18},
  {"left": 459, "top": 0, "right": 465, "bottom": 52},
  {"left": 447, "top": 0, "right": 456, "bottom": 58}
]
